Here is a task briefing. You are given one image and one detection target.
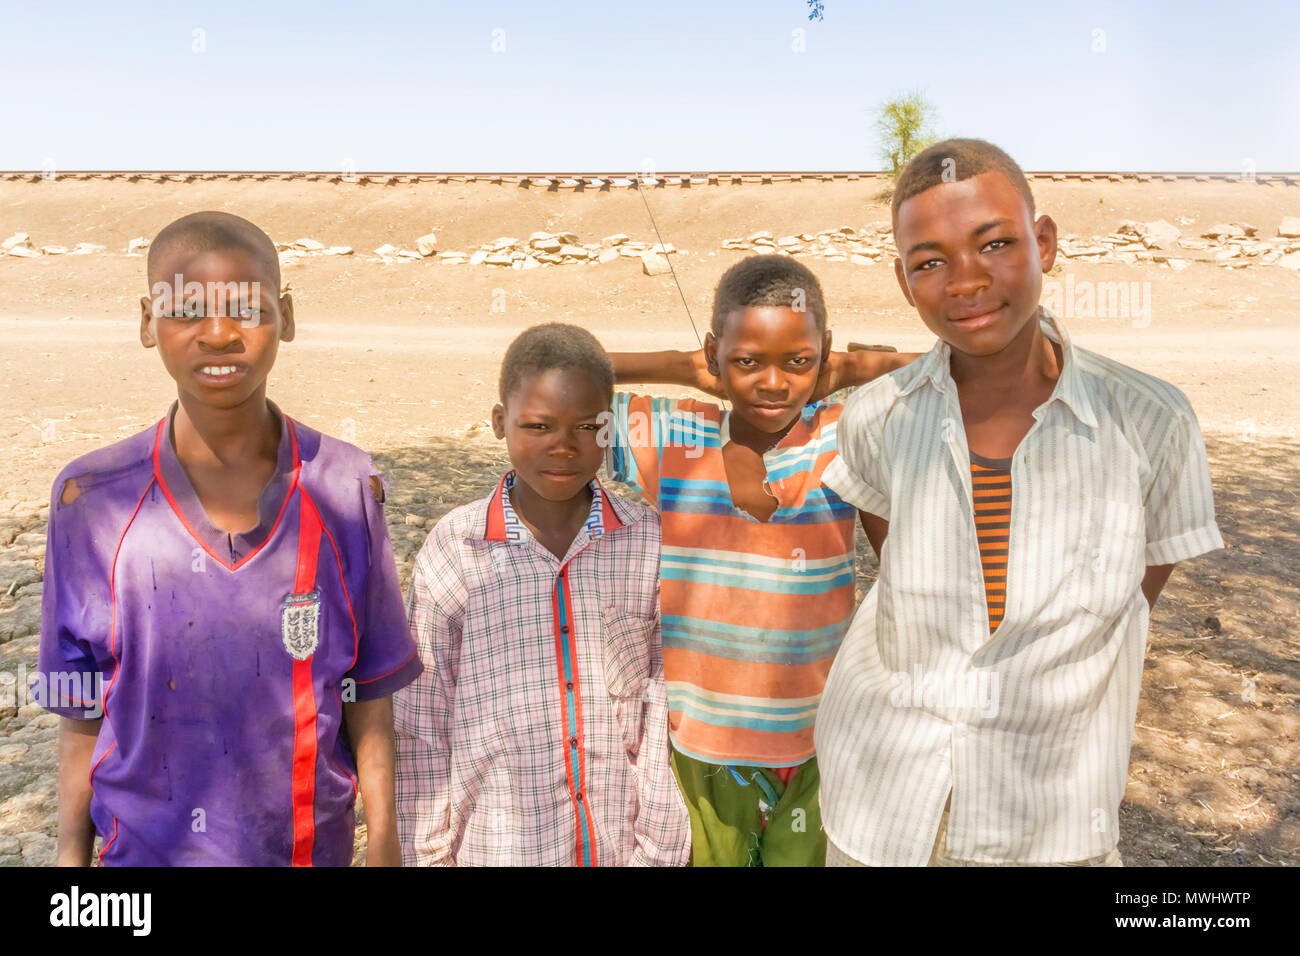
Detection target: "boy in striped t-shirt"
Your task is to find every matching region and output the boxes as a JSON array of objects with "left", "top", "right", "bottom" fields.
[{"left": 603, "top": 256, "right": 916, "bottom": 865}]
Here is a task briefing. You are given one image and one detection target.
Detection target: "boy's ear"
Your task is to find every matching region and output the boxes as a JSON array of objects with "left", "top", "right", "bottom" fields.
[
  {"left": 893, "top": 258, "right": 916, "bottom": 307},
  {"left": 821, "top": 329, "right": 832, "bottom": 367},
  {"left": 491, "top": 403, "right": 506, "bottom": 439},
  {"left": 1034, "top": 214, "right": 1058, "bottom": 274},
  {"left": 704, "top": 331, "right": 719, "bottom": 375},
  {"left": 278, "top": 293, "right": 296, "bottom": 342},
  {"left": 139, "top": 296, "right": 157, "bottom": 348}
]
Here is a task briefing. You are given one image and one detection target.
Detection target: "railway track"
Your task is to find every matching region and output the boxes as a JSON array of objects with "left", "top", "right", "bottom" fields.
[{"left": 0, "top": 170, "right": 1295, "bottom": 186}]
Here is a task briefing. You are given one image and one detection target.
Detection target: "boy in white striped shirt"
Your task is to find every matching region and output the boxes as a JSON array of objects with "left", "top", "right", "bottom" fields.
[{"left": 818, "top": 139, "right": 1223, "bottom": 866}]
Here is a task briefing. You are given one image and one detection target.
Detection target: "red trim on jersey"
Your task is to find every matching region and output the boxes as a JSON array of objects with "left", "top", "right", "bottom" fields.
[
  {"left": 93, "top": 474, "right": 156, "bottom": 861},
  {"left": 97, "top": 816, "right": 118, "bottom": 866},
  {"left": 290, "top": 489, "right": 322, "bottom": 867},
  {"left": 150, "top": 416, "right": 303, "bottom": 573}
]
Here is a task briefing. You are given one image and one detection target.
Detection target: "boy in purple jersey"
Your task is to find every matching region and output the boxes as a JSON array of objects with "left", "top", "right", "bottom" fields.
[{"left": 37, "top": 211, "right": 422, "bottom": 866}]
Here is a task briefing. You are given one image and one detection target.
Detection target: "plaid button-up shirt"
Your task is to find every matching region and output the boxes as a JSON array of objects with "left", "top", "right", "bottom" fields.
[{"left": 395, "top": 471, "right": 690, "bottom": 866}]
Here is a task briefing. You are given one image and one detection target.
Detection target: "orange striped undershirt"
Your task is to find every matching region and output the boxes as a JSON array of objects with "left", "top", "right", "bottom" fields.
[{"left": 970, "top": 451, "right": 1012, "bottom": 632}]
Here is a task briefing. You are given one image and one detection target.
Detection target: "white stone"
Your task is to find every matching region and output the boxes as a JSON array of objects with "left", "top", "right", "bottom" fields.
[
  {"left": 521, "top": 255, "right": 541, "bottom": 270},
  {"left": 1139, "top": 220, "right": 1182, "bottom": 250},
  {"left": 71, "top": 242, "right": 105, "bottom": 255},
  {"left": 484, "top": 254, "right": 513, "bottom": 266},
  {"left": 746, "top": 230, "right": 773, "bottom": 242},
  {"left": 468, "top": 251, "right": 488, "bottom": 266},
  {"left": 849, "top": 254, "right": 874, "bottom": 266},
  {"left": 641, "top": 252, "right": 672, "bottom": 276},
  {"left": 437, "top": 250, "right": 467, "bottom": 260},
  {"left": 324, "top": 246, "right": 353, "bottom": 256},
  {"left": 2, "top": 232, "right": 30, "bottom": 251},
  {"left": 559, "top": 245, "right": 590, "bottom": 259},
  {"left": 1202, "top": 223, "right": 1244, "bottom": 239},
  {"left": 1277, "top": 216, "right": 1300, "bottom": 238},
  {"left": 416, "top": 233, "right": 438, "bottom": 257},
  {"left": 1276, "top": 252, "right": 1300, "bottom": 271},
  {"left": 293, "top": 238, "right": 325, "bottom": 251},
  {"left": 40, "top": 245, "right": 68, "bottom": 255},
  {"left": 602, "top": 233, "right": 630, "bottom": 246},
  {"left": 373, "top": 243, "right": 397, "bottom": 256},
  {"left": 1166, "top": 258, "right": 1190, "bottom": 271},
  {"left": 777, "top": 236, "right": 801, "bottom": 248},
  {"left": 597, "top": 248, "right": 620, "bottom": 264},
  {"left": 556, "top": 232, "right": 579, "bottom": 245},
  {"left": 650, "top": 242, "right": 675, "bottom": 255},
  {"left": 127, "top": 236, "right": 149, "bottom": 254},
  {"left": 6, "top": 245, "right": 39, "bottom": 258}
]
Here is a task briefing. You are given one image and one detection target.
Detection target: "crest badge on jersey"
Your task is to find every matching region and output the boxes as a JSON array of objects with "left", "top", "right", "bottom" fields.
[{"left": 281, "top": 590, "right": 321, "bottom": 660}]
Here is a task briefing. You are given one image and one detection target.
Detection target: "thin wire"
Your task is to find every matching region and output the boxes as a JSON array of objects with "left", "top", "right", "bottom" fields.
[{"left": 636, "top": 179, "right": 702, "bottom": 348}]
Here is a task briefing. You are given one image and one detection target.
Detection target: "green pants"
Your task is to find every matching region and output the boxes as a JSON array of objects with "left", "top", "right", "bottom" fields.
[{"left": 670, "top": 749, "right": 825, "bottom": 867}]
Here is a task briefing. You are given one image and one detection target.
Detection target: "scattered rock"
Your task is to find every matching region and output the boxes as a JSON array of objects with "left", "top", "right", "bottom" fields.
[
  {"left": 1278, "top": 216, "right": 1300, "bottom": 238},
  {"left": 292, "top": 238, "right": 324, "bottom": 252},
  {"left": 597, "top": 248, "right": 620, "bottom": 264},
  {"left": 373, "top": 244, "right": 397, "bottom": 257},
  {"left": 641, "top": 252, "right": 672, "bottom": 276},
  {"left": 415, "top": 233, "right": 438, "bottom": 257},
  {"left": 324, "top": 246, "right": 353, "bottom": 256},
  {"left": 1, "top": 233, "right": 30, "bottom": 251},
  {"left": 126, "top": 237, "right": 149, "bottom": 254}
]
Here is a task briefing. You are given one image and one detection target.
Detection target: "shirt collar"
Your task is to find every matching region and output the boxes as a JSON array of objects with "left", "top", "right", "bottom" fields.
[
  {"left": 479, "top": 469, "right": 629, "bottom": 543},
  {"left": 898, "top": 306, "right": 1098, "bottom": 429}
]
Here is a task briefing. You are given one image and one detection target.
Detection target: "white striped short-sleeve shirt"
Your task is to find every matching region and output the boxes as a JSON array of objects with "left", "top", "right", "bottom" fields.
[{"left": 817, "top": 308, "right": 1223, "bottom": 865}]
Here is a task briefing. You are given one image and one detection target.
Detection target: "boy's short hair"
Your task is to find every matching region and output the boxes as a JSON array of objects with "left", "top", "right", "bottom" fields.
[
  {"left": 891, "top": 138, "right": 1036, "bottom": 232},
  {"left": 147, "top": 210, "right": 281, "bottom": 289},
  {"left": 499, "top": 322, "right": 615, "bottom": 405},
  {"left": 711, "top": 254, "right": 827, "bottom": 337}
]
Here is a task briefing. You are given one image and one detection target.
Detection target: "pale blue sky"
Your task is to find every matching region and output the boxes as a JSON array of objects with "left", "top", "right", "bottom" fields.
[{"left": 1, "top": 1, "right": 1296, "bottom": 171}]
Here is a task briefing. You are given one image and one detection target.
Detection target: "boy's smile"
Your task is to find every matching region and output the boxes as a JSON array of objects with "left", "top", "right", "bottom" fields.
[
  {"left": 492, "top": 367, "right": 607, "bottom": 507},
  {"left": 893, "top": 171, "right": 1057, "bottom": 359},
  {"left": 705, "top": 306, "right": 830, "bottom": 448},
  {"left": 140, "top": 246, "right": 293, "bottom": 411}
]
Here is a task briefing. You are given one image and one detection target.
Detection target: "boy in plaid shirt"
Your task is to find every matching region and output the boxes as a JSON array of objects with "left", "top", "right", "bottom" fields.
[{"left": 394, "top": 324, "right": 690, "bottom": 866}]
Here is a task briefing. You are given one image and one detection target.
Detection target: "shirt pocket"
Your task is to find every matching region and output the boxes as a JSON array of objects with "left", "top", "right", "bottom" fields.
[
  {"left": 1071, "top": 496, "right": 1147, "bottom": 620},
  {"left": 599, "top": 606, "right": 656, "bottom": 758}
]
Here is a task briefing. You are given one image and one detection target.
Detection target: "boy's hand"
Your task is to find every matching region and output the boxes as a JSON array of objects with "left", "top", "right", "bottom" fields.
[
  {"left": 816, "top": 349, "right": 920, "bottom": 400},
  {"left": 686, "top": 349, "right": 726, "bottom": 399}
]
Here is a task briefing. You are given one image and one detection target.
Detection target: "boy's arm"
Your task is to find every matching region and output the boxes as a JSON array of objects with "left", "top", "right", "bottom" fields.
[
  {"left": 628, "top": 615, "right": 691, "bottom": 867},
  {"left": 817, "top": 349, "right": 922, "bottom": 399},
  {"left": 1141, "top": 563, "right": 1176, "bottom": 611},
  {"left": 608, "top": 350, "right": 725, "bottom": 399},
  {"left": 345, "top": 696, "right": 401, "bottom": 866},
  {"left": 394, "top": 531, "right": 463, "bottom": 867},
  {"left": 55, "top": 717, "right": 100, "bottom": 866},
  {"left": 859, "top": 511, "right": 889, "bottom": 559}
]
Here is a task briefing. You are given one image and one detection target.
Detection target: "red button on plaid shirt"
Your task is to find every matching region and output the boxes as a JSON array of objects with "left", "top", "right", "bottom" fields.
[{"left": 394, "top": 471, "right": 690, "bottom": 866}]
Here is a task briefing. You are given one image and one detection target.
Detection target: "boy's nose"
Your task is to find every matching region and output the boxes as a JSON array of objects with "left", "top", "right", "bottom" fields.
[
  {"left": 945, "top": 252, "right": 991, "bottom": 297},
  {"left": 196, "top": 314, "right": 243, "bottom": 348}
]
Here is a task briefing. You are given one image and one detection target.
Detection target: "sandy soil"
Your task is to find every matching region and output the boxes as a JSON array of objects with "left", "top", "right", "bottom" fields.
[{"left": 0, "top": 178, "right": 1296, "bottom": 865}]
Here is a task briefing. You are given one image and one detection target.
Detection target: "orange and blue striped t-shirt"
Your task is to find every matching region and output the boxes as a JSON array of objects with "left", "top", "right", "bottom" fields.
[{"left": 603, "top": 393, "right": 857, "bottom": 768}]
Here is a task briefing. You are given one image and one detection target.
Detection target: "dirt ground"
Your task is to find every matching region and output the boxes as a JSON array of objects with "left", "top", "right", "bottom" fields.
[{"left": 0, "top": 177, "right": 1296, "bottom": 866}]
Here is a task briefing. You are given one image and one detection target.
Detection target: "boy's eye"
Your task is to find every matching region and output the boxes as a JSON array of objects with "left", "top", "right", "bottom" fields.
[
  {"left": 735, "top": 358, "right": 757, "bottom": 367},
  {"left": 789, "top": 357, "right": 811, "bottom": 367},
  {"left": 578, "top": 423, "right": 599, "bottom": 430},
  {"left": 237, "top": 305, "right": 262, "bottom": 321},
  {"left": 984, "top": 238, "right": 1013, "bottom": 252},
  {"left": 914, "top": 258, "right": 942, "bottom": 272}
]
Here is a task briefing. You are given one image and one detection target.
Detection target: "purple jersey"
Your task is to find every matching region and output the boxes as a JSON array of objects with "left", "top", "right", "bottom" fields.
[{"left": 37, "top": 403, "right": 421, "bottom": 866}]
